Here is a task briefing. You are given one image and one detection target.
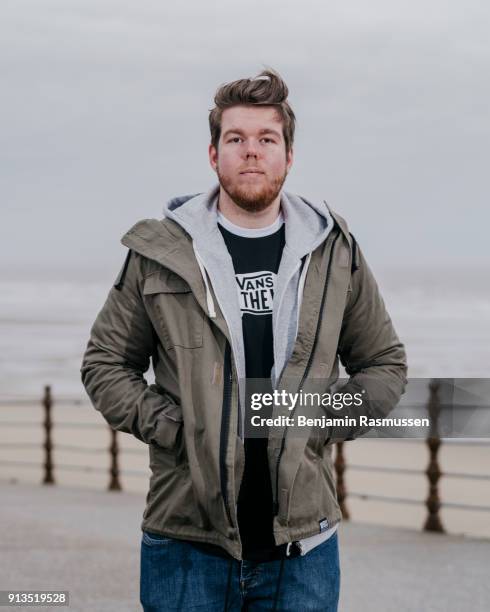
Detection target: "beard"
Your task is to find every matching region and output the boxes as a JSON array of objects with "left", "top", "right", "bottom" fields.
[{"left": 216, "top": 164, "right": 288, "bottom": 213}]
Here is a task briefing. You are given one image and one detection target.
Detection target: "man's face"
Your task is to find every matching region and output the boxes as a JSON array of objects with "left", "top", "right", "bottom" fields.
[{"left": 209, "top": 105, "right": 293, "bottom": 213}]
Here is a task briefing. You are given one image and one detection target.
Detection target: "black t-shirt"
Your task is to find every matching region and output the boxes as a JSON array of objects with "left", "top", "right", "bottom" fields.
[{"left": 218, "top": 213, "right": 286, "bottom": 561}]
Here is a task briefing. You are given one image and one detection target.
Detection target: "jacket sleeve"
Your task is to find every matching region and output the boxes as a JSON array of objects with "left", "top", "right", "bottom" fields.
[
  {"left": 80, "top": 250, "right": 180, "bottom": 445},
  {"left": 328, "top": 240, "right": 408, "bottom": 442}
]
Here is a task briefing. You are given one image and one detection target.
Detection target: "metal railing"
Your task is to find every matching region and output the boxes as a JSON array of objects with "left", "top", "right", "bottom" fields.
[
  {"left": 334, "top": 381, "right": 490, "bottom": 532},
  {"left": 0, "top": 385, "right": 148, "bottom": 491},
  {"left": 1, "top": 381, "right": 489, "bottom": 534}
]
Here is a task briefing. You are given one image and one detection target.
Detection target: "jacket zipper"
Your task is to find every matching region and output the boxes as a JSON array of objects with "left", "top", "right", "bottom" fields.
[
  {"left": 219, "top": 340, "right": 235, "bottom": 528},
  {"left": 273, "top": 230, "right": 341, "bottom": 516}
]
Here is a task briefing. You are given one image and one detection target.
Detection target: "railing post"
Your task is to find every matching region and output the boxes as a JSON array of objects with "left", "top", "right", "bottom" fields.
[
  {"left": 42, "top": 385, "right": 55, "bottom": 485},
  {"left": 108, "top": 427, "right": 122, "bottom": 491},
  {"left": 334, "top": 442, "right": 350, "bottom": 519},
  {"left": 424, "top": 379, "right": 445, "bottom": 532}
]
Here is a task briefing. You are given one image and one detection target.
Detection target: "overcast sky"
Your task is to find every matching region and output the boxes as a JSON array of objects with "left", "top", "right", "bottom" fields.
[{"left": 1, "top": 0, "right": 489, "bottom": 282}]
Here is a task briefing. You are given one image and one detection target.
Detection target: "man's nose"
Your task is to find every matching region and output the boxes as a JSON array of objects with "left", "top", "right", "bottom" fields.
[{"left": 245, "top": 139, "right": 259, "bottom": 158}]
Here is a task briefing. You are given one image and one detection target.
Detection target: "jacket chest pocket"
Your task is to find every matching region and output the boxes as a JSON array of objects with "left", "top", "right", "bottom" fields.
[{"left": 143, "top": 271, "right": 204, "bottom": 350}]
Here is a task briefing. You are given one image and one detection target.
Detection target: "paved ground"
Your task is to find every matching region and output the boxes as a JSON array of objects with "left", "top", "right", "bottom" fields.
[{"left": 1, "top": 481, "right": 489, "bottom": 611}]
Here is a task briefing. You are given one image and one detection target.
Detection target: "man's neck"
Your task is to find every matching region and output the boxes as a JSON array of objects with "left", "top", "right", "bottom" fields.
[{"left": 217, "top": 188, "right": 281, "bottom": 229}]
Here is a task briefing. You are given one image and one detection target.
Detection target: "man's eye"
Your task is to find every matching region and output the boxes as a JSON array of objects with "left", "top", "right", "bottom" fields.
[
  {"left": 261, "top": 138, "right": 274, "bottom": 144},
  {"left": 230, "top": 137, "right": 242, "bottom": 143}
]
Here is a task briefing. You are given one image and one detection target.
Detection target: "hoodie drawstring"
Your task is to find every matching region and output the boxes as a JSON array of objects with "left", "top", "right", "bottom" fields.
[{"left": 193, "top": 242, "right": 217, "bottom": 318}]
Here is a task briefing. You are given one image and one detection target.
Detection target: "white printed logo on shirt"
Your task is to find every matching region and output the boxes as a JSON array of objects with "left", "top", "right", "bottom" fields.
[{"left": 235, "top": 271, "right": 276, "bottom": 315}]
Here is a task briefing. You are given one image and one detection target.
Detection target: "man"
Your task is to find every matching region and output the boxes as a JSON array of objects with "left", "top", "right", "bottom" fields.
[{"left": 81, "top": 68, "right": 407, "bottom": 611}]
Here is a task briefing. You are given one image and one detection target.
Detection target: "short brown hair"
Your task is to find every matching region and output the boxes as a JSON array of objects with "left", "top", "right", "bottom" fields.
[{"left": 209, "top": 68, "right": 296, "bottom": 153}]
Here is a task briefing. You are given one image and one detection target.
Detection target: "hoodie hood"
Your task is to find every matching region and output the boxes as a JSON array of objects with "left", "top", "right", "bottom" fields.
[
  {"left": 162, "top": 183, "right": 332, "bottom": 259},
  {"left": 160, "top": 183, "right": 334, "bottom": 438}
]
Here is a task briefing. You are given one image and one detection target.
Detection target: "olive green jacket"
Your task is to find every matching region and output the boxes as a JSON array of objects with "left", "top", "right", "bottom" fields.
[{"left": 81, "top": 187, "right": 407, "bottom": 560}]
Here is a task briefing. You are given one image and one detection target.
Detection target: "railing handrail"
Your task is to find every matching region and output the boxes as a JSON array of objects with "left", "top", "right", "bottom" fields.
[
  {"left": 347, "top": 492, "right": 490, "bottom": 513},
  {"left": 1, "top": 381, "right": 490, "bottom": 535},
  {"left": 347, "top": 463, "right": 490, "bottom": 481}
]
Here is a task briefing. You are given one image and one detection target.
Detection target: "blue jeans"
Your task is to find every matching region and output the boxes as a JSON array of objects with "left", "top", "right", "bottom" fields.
[{"left": 140, "top": 530, "right": 340, "bottom": 611}]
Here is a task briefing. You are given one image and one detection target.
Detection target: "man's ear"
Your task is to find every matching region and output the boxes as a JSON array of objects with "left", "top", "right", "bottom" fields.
[
  {"left": 286, "top": 147, "right": 294, "bottom": 173},
  {"left": 209, "top": 143, "right": 218, "bottom": 172}
]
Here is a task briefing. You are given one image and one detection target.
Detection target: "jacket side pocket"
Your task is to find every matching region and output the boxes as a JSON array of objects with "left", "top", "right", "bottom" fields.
[{"left": 151, "top": 405, "right": 183, "bottom": 453}]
